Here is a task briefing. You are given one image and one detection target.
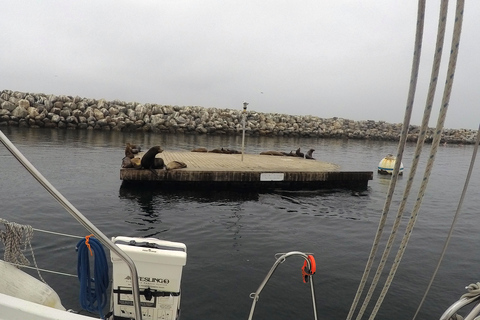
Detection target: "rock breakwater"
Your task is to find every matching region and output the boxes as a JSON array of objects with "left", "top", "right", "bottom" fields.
[{"left": 0, "top": 90, "right": 477, "bottom": 144}]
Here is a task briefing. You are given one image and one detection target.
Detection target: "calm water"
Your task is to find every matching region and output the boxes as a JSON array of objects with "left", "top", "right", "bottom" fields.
[{"left": 1, "top": 126, "right": 480, "bottom": 320}]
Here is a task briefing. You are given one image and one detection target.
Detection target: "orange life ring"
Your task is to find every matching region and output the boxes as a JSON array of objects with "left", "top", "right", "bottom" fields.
[{"left": 301, "top": 255, "right": 316, "bottom": 283}]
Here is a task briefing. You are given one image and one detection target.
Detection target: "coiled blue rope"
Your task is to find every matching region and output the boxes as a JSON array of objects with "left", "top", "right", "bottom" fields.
[{"left": 76, "top": 235, "right": 109, "bottom": 319}]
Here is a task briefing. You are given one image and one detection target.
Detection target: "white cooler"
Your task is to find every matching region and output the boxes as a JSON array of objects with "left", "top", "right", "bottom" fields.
[{"left": 110, "top": 236, "right": 187, "bottom": 320}]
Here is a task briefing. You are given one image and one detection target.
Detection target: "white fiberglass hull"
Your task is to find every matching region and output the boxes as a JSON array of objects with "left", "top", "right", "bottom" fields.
[{"left": 0, "top": 292, "right": 98, "bottom": 320}]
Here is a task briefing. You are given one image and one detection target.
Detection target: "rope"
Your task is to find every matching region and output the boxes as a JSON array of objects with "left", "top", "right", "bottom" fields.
[
  {"left": 413, "top": 123, "right": 480, "bottom": 318},
  {"left": 462, "top": 283, "right": 480, "bottom": 299},
  {"left": 346, "top": 1, "right": 426, "bottom": 319},
  {"left": 368, "top": 1, "right": 465, "bottom": 319},
  {"left": 76, "top": 235, "right": 109, "bottom": 319},
  {"left": 0, "top": 218, "right": 33, "bottom": 265},
  {"left": 461, "top": 282, "right": 480, "bottom": 298},
  {"left": 0, "top": 218, "right": 45, "bottom": 282},
  {"left": 353, "top": 1, "right": 449, "bottom": 319}
]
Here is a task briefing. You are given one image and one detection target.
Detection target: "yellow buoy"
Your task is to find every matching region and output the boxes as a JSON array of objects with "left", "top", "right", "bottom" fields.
[{"left": 378, "top": 154, "right": 404, "bottom": 175}]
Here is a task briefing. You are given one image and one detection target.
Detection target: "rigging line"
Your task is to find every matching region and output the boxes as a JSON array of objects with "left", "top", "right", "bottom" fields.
[
  {"left": 354, "top": 1, "right": 449, "bottom": 319},
  {"left": 368, "top": 1, "right": 465, "bottom": 319},
  {"left": 32, "top": 228, "right": 84, "bottom": 239},
  {"left": 412, "top": 123, "right": 480, "bottom": 320},
  {"left": 346, "top": 1, "right": 426, "bottom": 319},
  {"left": 7, "top": 262, "right": 77, "bottom": 278}
]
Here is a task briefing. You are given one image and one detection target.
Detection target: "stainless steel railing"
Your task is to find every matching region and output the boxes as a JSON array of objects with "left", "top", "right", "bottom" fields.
[
  {"left": 440, "top": 295, "right": 480, "bottom": 320},
  {"left": 247, "top": 251, "right": 318, "bottom": 320}
]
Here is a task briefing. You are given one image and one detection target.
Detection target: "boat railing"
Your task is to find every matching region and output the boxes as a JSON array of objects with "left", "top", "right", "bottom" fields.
[
  {"left": 247, "top": 251, "right": 318, "bottom": 320},
  {"left": 0, "top": 129, "right": 143, "bottom": 320}
]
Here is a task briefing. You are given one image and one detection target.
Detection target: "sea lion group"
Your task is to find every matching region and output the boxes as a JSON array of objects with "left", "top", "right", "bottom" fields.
[
  {"left": 121, "top": 143, "right": 187, "bottom": 173},
  {"left": 121, "top": 143, "right": 314, "bottom": 175},
  {"left": 122, "top": 143, "right": 142, "bottom": 168},
  {"left": 260, "top": 147, "right": 315, "bottom": 160},
  {"left": 189, "top": 145, "right": 315, "bottom": 159},
  {"left": 191, "top": 147, "right": 241, "bottom": 154}
]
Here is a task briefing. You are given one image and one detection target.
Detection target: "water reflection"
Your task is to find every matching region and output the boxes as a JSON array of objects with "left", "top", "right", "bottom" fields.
[
  {"left": 118, "top": 184, "right": 260, "bottom": 203},
  {"left": 376, "top": 173, "right": 405, "bottom": 193},
  {"left": 118, "top": 184, "right": 258, "bottom": 237}
]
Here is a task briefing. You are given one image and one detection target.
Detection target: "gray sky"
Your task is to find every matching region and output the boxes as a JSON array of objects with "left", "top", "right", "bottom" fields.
[{"left": 2, "top": 1, "right": 479, "bottom": 130}]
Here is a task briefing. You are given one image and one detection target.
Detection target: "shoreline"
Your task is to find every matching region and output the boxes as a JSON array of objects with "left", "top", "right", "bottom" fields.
[{"left": 0, "top": 89, "right": 477, "bottom": 144}]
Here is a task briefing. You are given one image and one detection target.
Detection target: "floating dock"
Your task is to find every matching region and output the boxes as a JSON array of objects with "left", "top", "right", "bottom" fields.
[{"left": 120, "top": 151, "right": 373, "bottom": 191}]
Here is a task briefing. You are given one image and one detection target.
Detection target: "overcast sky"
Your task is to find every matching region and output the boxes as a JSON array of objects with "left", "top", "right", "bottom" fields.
[{"left": 1, "top": 1, "right": 479, "bottom": 129}]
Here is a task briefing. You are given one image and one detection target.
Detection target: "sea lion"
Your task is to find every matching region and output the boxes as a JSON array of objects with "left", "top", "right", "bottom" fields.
[
  {"left": 126, "top": 143, "right": 141, "bottom": 157},
  {"left": 131, "top": 146, "right": 141, "bottom": 154},
  {"left": 191, "top": 147, "right": 208, "bottom": 152},
  {"left": 224, "top": 148, "right": 241, "bottom": 154},
  {"left": 166, "top": 161, "right": 187, "bottom": 170},
  {"left": 141, "top": 146, "right": 164, "bottom": 175},
  {"left": 131, "top": 157, "right": 141, "bottom": 168},
  {"left": 283, "top": 150, "right": 296, "bottom": 157},
  {"left": 305, "top": 149, "right": 315, "bottom": 160},
  {"left": 208, "top": 148, "right": 242, "bottom": 154},
  {"left": 295, "top": 148, "right": 304, "bottom": 158},
  {"left": 125, "top": 143, "right": 135, "bottom": 159},
  {"left": 121, "top": 156, "right": 133, "bottom": 168},
  {"left": 260, "top": 151, "right": 285, "bottom": 156},
  {"left": 154, "top": 157, "right": 165, "bottom": 169}
]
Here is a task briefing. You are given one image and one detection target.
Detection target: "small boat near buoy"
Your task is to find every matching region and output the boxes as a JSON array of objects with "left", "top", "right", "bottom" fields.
[{"left": 378, "top": 154, "right": 404, "bottom": 175}]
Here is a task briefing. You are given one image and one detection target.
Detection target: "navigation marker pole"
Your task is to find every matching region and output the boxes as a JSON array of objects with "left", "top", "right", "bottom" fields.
[{"left": 241, "top": 102, "right": 248, "bottom": 161}]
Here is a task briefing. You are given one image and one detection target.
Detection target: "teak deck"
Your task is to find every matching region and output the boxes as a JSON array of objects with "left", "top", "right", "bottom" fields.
[{"left": 120, "top": 151, "right": 373, "bottom": 191}]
